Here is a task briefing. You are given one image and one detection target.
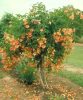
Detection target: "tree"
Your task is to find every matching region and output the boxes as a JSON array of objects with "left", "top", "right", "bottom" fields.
[
  {"left": 62, "top": 5, "right": 83, "bottom": 42},
  {"left": 0, "top": 3, "right": 74, "bottom": 88}
]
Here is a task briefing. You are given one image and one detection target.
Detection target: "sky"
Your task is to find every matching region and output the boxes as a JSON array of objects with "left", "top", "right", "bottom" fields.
[{"left": 0, "top": 0, "right": 83, "bottom": 18}]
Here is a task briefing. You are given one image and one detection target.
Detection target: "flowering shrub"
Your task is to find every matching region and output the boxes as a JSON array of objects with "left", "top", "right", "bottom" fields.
[
  {"left": 0, "top": 3, "right": 75, "bottom": 87},
  {"left": 63, "top": 6, "right": 83, "bottom": 42}
]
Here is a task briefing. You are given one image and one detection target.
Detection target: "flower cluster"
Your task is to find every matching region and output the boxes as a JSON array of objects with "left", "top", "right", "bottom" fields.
[
  {"left": 4, "top": 33, "right": 20, "bottom": 51},
  {"left": 80, "top": 13, "right": 83, "bottom": 19},
  {"left": 53, "top": 28, "right": 74, "bottom": 43},
  {"left": 69, "top": 13, "right": 74, "bottom": 20},
  {"left": 0, "top": 47, "right": 20, "bottom": 70},
  {"left": 37, "top": 37, "right": 47, "bottom": 49},
  {"left": 23, "top": 19, "right": 30, "bottom": 28},
  {"left": 64, "top": 7, "right": 83, "bottom": 20},
  {"left": 0, "top": 16, "right": 74, "bottom": 72}
]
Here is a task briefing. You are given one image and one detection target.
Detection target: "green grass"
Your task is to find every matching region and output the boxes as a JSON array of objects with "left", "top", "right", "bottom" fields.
[
  {"left": 58, "top": 70, "right": 83, "bottom": 87},
  {"left": 61, "top": 45, "right": 83, "bottom": 87},
  {"left": 64, "top": 45, "right": 83, "bottom": 68}
]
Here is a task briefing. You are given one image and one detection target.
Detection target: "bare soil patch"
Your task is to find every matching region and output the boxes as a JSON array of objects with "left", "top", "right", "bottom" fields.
[
  {"left": 74, "top": 43, "right": 83, "bottom": 46},
  {"left": 0, "top": 69, "right": 83, "bottom": 100},
  {"left": 64, "top": 64, "right": 83, "bottom": 74}
]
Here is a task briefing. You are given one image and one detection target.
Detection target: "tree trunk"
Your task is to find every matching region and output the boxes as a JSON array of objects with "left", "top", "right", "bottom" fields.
[
  {"left": 37, "top": 67, "right": 48, "bottom": 88},
  {"left": 37, "top": 55, "right": 48, "bottom": 88}
]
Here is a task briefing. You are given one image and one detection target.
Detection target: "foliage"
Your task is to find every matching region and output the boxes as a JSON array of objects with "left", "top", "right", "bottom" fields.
[
  {"left": 48, "top": 5, "right": 83, "bottom": 42},
  {"left": 15, "top": 58, "right": 35, "bottom": 85},
  {"left": 0, "top": 3, "right": 75, "bottom": 86},
  {"left": 62, "top": 6, "right": 83, "bottom": 42},
  {"left": 0, "top": 3, "right": 74, "bottom": 70}
]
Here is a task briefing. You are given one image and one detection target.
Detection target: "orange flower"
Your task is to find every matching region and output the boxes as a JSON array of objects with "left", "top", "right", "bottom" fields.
[
  {"left": 37, "top": 37, "right": 47, "bottom": 49},
  {"left": 27, "top": 52, "right": 33, "bottom": 58},
  {"left": 62, "top": 28, "right": 74, "bottom": 35},
  {"left": 41, "top": 44, "right": 46, "bottom": 49},
  {"left": 23, "top": 18, "right": 27, "bottom": 22},
  {"left": 69, "top": 13, "right": 74, "bottom": 20},
  {"left": 53, "top": 34, "right": 61, "bottom": 43},
  {"left": 32, "top": 19, "right": 41, "bottom": 24},
  {"left": 22, "top": 48, "right": 33, "bottom": 58},
  {"left": 10, "top": 46, "right": 16, "bottom": 51},
  {"left": 4, "top": 33, "right": 15, "bottom": 44},
  {"left": 80, "top": 13, "right": 83, "bottom": 19},
  {"left": 10, "top": 40, "right": 19, "bottom": 51},
  {"left": 64, "top": 9, "right": 68, "bottom": 13},
  {"left": 23, "top": 19, "right": 28, "bottom": 25},
  {"left": 27, "top": 62, "right": 36, "bottom": 67},
  {"left": 36, "top": 48, "right": 41, "bottom": 54},
  {"left": 30, "top": 28, "right": 34, "bottom": 32},
  {"left": 40, "top": 28, "right": 44, "bottom": 32},
  {"left": 10, "top": 39, "right": 19, "bottom": 45},
  {"left": 25, "top": 25, "right": 30, "bottom": 28},
  {"left": 0, "top": 48, "right": 4, "bottom": 53},
  {"left": 27, "top": 32, "right": 32, "bottom": 38},
  {"left": 44, "top": 58, "right": 51, "bottom": 67},
  {"left": 1, "top": 59, "right": 6, "bottom": 64}
]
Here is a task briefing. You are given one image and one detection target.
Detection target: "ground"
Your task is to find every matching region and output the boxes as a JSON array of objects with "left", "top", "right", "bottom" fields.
[
  {"left": 64, "top": 64, "right": 83, "bottom": 74},
  {"left": 0, "top": 68, "right": 83, "bottom": 100}
]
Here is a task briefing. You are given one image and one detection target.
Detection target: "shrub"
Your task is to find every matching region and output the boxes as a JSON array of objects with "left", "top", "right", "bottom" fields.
[
  {"left": 15, "top": 58, "right": 35, "bottom": 85},
  {"left": 0, "top": 3, "right": 75, "bottom": 87}
]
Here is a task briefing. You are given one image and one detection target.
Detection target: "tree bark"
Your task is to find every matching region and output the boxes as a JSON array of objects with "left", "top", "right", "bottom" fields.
[
  {"left": 37, "top": 67, "right": 48, "bottom": 88},
  {"left": 37, "top": 55, "right": 48, "bottom": 88}
]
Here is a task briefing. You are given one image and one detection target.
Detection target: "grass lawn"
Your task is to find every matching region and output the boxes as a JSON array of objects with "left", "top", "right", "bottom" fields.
[
  {"left": 58, "top": 45, "right": 83, "bottom": 87},
  {"left": 57, "top": 70, "right": 83, "bottom": 87},
  {"left": 64, "top": 45, "right": 83, "bottom": 68}
]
